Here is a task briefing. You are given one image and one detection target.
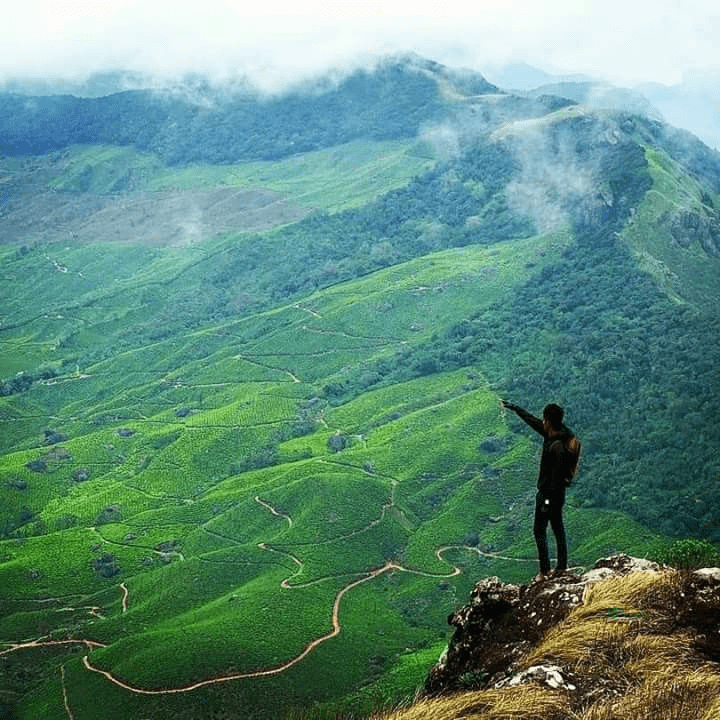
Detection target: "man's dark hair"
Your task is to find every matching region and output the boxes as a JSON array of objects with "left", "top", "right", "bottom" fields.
[{"left": 543, "top": 403, "right": 564, "bottom": 429}]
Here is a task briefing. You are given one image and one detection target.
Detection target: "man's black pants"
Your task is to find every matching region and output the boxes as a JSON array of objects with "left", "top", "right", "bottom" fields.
[{"left": 534, "top": 491, "right": 567, "bottom": 574}]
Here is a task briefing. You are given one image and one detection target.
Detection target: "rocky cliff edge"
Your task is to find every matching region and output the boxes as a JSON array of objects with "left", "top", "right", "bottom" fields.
[{"left": 378, "top": 554, "right": 720, "bottom": 720}]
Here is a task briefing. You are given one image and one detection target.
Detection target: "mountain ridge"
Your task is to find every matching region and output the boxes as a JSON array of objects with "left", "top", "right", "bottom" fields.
[
  {"left": 0, "top": 56, "right": 471, "bottom": 163},
  {"left": 483, "top": 61, "right": 720, "bottom": 152}
]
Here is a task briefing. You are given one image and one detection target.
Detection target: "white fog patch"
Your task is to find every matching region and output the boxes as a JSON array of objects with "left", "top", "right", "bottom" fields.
[
  {"left": 505, "top": 135, "right": 594, "bottom": 232},
  {"left": 497, "top": 111, "right": 607, "bottom": 233},
  {"left": 420, "top": 123, "right": 461, "bottom": 160}
]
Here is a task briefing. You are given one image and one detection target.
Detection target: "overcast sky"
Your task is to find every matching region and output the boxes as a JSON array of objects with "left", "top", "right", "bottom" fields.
[{"left": 2, "top": 0, "right": 719, "bottom": 89}]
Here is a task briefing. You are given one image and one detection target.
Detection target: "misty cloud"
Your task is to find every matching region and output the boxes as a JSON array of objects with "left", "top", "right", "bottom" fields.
[
  {"left": 495, "top": 109, "right": 614, "bottom": 233},
  {"left": 3, "top": 0, "right": 719, "bottom": 90},
  {"left": 2, "top": 1, "right": 720, "bottom": 152},
  {"left": 420, "top": 123, "right": 461, "bottom": 160}
]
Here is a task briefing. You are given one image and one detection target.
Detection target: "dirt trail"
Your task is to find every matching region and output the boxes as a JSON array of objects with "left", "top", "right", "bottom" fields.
[
  {"left": 300, "top": 324, "right": 401, "bottom": 344},
  {"left": 437, "top": 544, "right": 536, "bottom": 565},
  {"left": 82, "top": 561, "right": 403, "bottom": 694},
  {"left": 78, "top": 491, "right": 448, "bottom": 694},
  {"left": 255, "top": 496, "right": 292, "bottom": 526},
  {"left": 233, "top": 353, "right": 301, "bottom": 383},
  {"left": 1, "top": 638, "right": 104, "bottom": 657},
  {"left": 81, "top": 558, "right": 464, "bottom": 696},
  {"left": 60, "top": 665, "right": 75, "bottom": 720},
  {"left": 77, "top": 495, "right": 534, "bottom": 695}
]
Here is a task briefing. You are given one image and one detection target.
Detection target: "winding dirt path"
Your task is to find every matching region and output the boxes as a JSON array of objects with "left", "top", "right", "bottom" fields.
[
  {"left": 77, "top": 495, "right": 535, "bottom": 696},
  {"left": 1, "top": 638, "right": 104, "bottom": 657},
  {"left": 120, "top": 583, "right": 129, "bottom": 613},
  {"left": 437, "top": 544, "right": 536, "bottom": 565},
  {"left": 60, "top": 665, "right": 75, "bottom": 720},
  {"left": 255, "top": 496, "right": 292, "bottom": 526},
  {"left": 233, "top": 353, "right": 301, "bottom": 383},
  {"left": 79, "top": 547, "right": 473, "bottom": 696},
  {"left": 78, "top": 494, "right": 462, "bottom": 695},
  {"left": 4, "top": 544, "right": 533, "bottom": 702},
  {"left": 81, "top": 554, "right": 469, "bottom": 696},
  {"left": 81, "top": 561, "right": 402, "bottom": 694}
]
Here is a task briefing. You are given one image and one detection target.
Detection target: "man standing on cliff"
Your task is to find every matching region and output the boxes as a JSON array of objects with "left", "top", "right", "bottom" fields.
[{"left": 501, "top": 401, "right": 581, "bottom": 579}]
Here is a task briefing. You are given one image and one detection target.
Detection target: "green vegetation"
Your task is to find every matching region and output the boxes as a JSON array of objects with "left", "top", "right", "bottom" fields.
[
  {"left": 651, "top": 537, "right": 720, "bottom": 569},
  {"left": 0, "top": 233, "right": 681, "bottom": 718},
  {"left": 1, "top": 60, "right": 719, "bottom": 720},
  {"left": 623, "top": 146, "right": 720, "bottom": 309},
  {"left": 324, "top": 140, "right": 720, "bottom": 541},
  {"left": 0, "top": 60, "right": 450, "bottom": 162},
  {"left": 0, "top": 241, "right": 667, "bottom": 718}
]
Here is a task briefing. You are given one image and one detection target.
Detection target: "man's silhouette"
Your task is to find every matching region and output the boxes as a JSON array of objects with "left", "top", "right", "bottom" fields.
[{"left": 502, "top": 401, "right": 580, "bottom": 579}]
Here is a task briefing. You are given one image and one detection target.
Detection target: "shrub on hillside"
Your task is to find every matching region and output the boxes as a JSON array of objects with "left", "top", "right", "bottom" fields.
[{"left": 652, "top": 538, "right": 720, "bottom": 570}]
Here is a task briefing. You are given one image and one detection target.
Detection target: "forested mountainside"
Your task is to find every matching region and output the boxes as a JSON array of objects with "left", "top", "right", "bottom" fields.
[
  {"left": 0, "top": 56, "right": 497, "bottom": 163},
  {"left": 1, "top": 54, "right": 719, "bottom": 719}
]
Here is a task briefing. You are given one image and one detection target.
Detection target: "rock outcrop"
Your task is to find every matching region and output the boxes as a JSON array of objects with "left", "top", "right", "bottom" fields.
[
  {"left": 670, "top": 208, "right": 720, "bottom": 255},
  {"left": 428, "top": 555, "right": 661, "bottom": 691},
  {"left": 414, "top": 554, "right": 720, "bottom": 720}
]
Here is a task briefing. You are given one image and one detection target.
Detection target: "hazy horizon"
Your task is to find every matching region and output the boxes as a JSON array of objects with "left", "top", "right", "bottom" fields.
[
  {"left": 3, "top": 1, "right": 720, "bottom": 149},
  {"left": 3, "top": 1, "right": 719, "bottom": 90}
]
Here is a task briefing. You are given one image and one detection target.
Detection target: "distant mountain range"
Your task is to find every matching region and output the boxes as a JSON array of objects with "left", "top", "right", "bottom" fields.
[
  {"left": 2, "top": 57, "right": 719, "bottom": 151},
  {"left": 483, "top": 61, "right": 720, "bottom": 151}
]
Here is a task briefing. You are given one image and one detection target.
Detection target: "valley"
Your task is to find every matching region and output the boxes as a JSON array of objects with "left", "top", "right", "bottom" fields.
[{"left": 1, "top": 56, "right": 719, "bottom": 719}]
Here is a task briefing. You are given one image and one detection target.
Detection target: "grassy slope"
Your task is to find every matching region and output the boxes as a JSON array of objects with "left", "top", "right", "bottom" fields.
[
  {"left": 0, "top": 137, "right": 434, "bottom": 387},
  {"left": 11, "top": 126, "right": 719, "bottom": 716},
  {"left": 2, "top": 88, "right": 718, "bottom": 720},
  {"left": 47, "top": 138, "right": 436, "bottom": 212},
  {"left": 1, "top": 225, "right": 663, "bottom": 719},
  {"left": 622, "top": 145, "right": 720, "bottom": 309}
]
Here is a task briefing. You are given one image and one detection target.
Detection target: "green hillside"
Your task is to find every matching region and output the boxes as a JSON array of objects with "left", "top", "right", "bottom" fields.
[
  {"left": 0, "top": 239, "right": 676, "bottom": 719},
  {"left": 1, "top": 57, "right": 719, "bottom": 719},
  {"left": 47, "top": 138, "right": 436, "bottom": 212}
]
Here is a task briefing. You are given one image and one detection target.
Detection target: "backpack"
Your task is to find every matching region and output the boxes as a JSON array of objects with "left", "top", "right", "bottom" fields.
[{"left": 563, "top": 435, "right": 581, "bottom": 486}]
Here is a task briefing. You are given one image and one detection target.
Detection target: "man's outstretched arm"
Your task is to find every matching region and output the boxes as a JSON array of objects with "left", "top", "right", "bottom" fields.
[{"left": 502, "top": 400, "right": 544, "bottom": 435}]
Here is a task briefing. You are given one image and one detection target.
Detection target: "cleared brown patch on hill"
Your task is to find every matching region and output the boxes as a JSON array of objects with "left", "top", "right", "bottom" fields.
[{"left": 0, "top": 184, "right": 310, "bottom": 247}]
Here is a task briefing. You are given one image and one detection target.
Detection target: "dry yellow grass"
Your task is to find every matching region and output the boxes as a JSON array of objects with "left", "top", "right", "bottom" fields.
[
  {"left": 574, "top": 568, "right": 671, "bottom": 621},
  {"left": 375, "top": 686, "right": 571, "bottom": 720},
  {"left": 578, "top": 671, "right": 720, "bottom": 720},
  {"left": 704, "top": 693, "right": 720, "bottom": 720},
  {"left": 522, "top": 569, "right": 671, "bottom": 669}
]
